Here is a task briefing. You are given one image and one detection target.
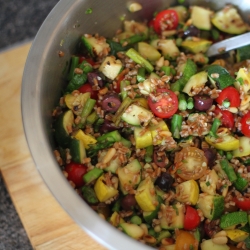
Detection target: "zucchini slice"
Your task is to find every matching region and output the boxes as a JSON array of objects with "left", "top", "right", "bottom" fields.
[
  {"left": 54, "top": 110, "right": 74, "bottom": 148},
  {"left": 212, "top": 6, "right": 247, "bottom": 34}
]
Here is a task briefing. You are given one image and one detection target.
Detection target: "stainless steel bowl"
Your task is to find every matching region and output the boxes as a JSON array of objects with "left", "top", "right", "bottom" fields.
[{"left": 21, "top": 0, "right": 250, "bottom": 249}]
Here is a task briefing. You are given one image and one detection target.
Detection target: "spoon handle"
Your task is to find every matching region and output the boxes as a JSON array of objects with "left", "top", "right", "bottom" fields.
[{"left": 206, "top": 32, "right": 250, "bottom": 57}]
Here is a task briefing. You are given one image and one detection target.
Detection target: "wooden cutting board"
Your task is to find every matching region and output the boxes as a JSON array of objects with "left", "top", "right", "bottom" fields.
[{"left": 0, "top": 43, "right": 106, "bottom": 250}]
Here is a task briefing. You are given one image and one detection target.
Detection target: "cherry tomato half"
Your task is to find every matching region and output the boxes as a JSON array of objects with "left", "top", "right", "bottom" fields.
[
  {"left": 174, "top": 147, "right": 207, "bottom": 180},
  {"left": 78, "top": 83, "right": 98, "bottom": 100},
  {"left": 214, "top": 106, "right": 234, "bottom": 129},
  {"left": 148, "top": 88, "right": 178, "bottom": 118},
  {"left": 153, "top": 9, "right": 179, "bottom": 34},
  {"left": 216, "top": 86, "right": 240, "bottom": 109},
  {"left": 233, "top": 197, "right": 250, "bottom": 211},
  {"left": 241, "top": 111, "right": 250, "bottom": 137},
  {"left": 184, "top": 205, "right": 201, "bottom": 230},
  {"left": 175, "top": 230, "right": 198, "bottom": 250},
  {"left": 64, "top": 162, "right": 87, "bottom": 188}
]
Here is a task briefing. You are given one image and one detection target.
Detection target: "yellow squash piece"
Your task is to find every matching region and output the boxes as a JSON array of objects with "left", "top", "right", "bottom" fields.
[
  {"left": 134, "top": 120, "right": 170, "bottom": 148},
  {"left": 205, "top": 134, "right": 239, "bottom": 151},
  {"left": 200, "top": 239, "right": 229, "bottom": 250},
  {"left": 200, "top": 169, "right": 218, "bottom": 195},
  {"left": 233, "top": 136, "right": 250, "bottom": 157},
  {"left": 110, "top": 211, "right": 125, "bottom": 227},
  {"left": 150, "top": 120, "right": 170, "bottom": 145},
  {"left": 226, "top": 229, "right": 249, "bottom": 243},
  {"left": 94, "top": 175, "right": 118, "bottom": 202},
  {"left": 175, "top": 180, "right": 199, "bottom": 205},
  {"left": 134, "top": 127, "right": 153, "bottom": 149},
  {"left": 74, "top": 129, "right": 97, "bottom": 149},
  {"left": 235, "top": 68, "right": 250, "bottom": 94},
  {"left": 64, "top": 92, "right": 90, "bottom": 116},
  {"left": 135, "top": 176, "right": 157, "bottom": 212},
  {"left": 181, "top": 39, "right": 212, "bottom": 54},
  {"left": 133, "top": 97, "right": 149, "bottom": 109}
]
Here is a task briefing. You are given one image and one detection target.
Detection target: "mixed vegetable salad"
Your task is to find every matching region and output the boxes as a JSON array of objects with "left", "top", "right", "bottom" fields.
[{"left": 53, "top": 3, "right": 250, "bottom": 250}]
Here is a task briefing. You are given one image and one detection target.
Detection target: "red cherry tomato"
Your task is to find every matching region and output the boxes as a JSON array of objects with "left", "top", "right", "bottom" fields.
[
  {"left": 64, "top": 162, "right": 87, "bottom": 188},
  {"left": 78, "top": 83, "right": 98, "bottom": 99},
  {"left": 214, "top": 106, "right": 234, "bottom": 129},
  {"left": 153, "top": 9, "right": 179, "bottom": 34},
  {"left": 216, "top": 86, "right": 240, "bottom": 109},
  {"left": 184, "top": 205, "right": 201, "bottom": 230},
  {"left": 241, "top": 111, "right": 250, "bottom": 137},
  {"left": 148, "top": 88, "right": 178, "bottom": 118},
  {"left": 233, "top": 197, "right": 250, "bottom": 211}
]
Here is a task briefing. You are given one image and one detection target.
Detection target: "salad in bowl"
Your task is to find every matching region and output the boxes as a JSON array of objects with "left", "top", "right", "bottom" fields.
[{"left": 52, "top": 3, "right": 250, "bottom": 250}]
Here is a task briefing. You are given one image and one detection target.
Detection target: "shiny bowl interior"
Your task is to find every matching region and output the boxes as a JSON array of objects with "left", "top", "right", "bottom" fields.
[{"left": 21, "top": 0, "right": 250, "bottom": 249}]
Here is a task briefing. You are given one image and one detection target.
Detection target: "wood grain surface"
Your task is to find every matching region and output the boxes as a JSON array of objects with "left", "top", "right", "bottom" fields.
[{"left": 0, "top": 43, "right": 106, "bottom": 250}]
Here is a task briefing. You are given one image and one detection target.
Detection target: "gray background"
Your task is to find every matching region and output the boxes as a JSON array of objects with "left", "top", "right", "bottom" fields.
[{"left": 0, "top": 0, "right": 59, "bottom": 249}]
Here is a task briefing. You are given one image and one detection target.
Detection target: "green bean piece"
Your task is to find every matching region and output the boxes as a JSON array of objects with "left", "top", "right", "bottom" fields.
[
  {"left": 78, "top": 60, "right": 93, "bottom": 73},
  {"left": 120, "top": 33, "right": 148, "bottom": 45},
  {"left": 67, "top": 56, "right": 79, "bottom": 81},
  {"left": 178, "top": 93, "right": 187, "bottom": 111},
  {"left": 113, "top": 97, "right": 133, "bottom": 126},
  {"left": 171, "top": 114, "right": 183, "bottom": 139},
  {"left": 97, "top": 130, "right": 122, "bottom": 143},
  {"left": 77, "top": 98, "right": 96, "bottom": 128},
  {"left": 137, "top": 67, "right": 146, "bottom": 82},
  {"left": 161, "top": 66, "right": 171, "bottom": 76},
  {"left": 209, "top": 118, "right": 221, "bottom": 138},
  {"left": 126, "top": 48, "right": 154, "bottom": 73},
  {"left": 187, "top": 97, "right": 194, "bottom": 109},
  {"left": 220, "top": 159, "right": 237, "bottom": 183},
  {"left": 120, "top": 80, "right": 130, "bottom": 100},
  {"left": 226, "top": 151, "right": 233, "bottom": 161},
  {"left": 87, "top": 131, "right": 122, "bottom": 158},
  {"left": 86, "top": 110, "right": 98, "bottom": 125}
]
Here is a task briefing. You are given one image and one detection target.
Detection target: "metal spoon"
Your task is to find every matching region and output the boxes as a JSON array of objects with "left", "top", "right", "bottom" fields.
[{"left": 206, "top": 32, "right": 250, "bottom": 57}]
